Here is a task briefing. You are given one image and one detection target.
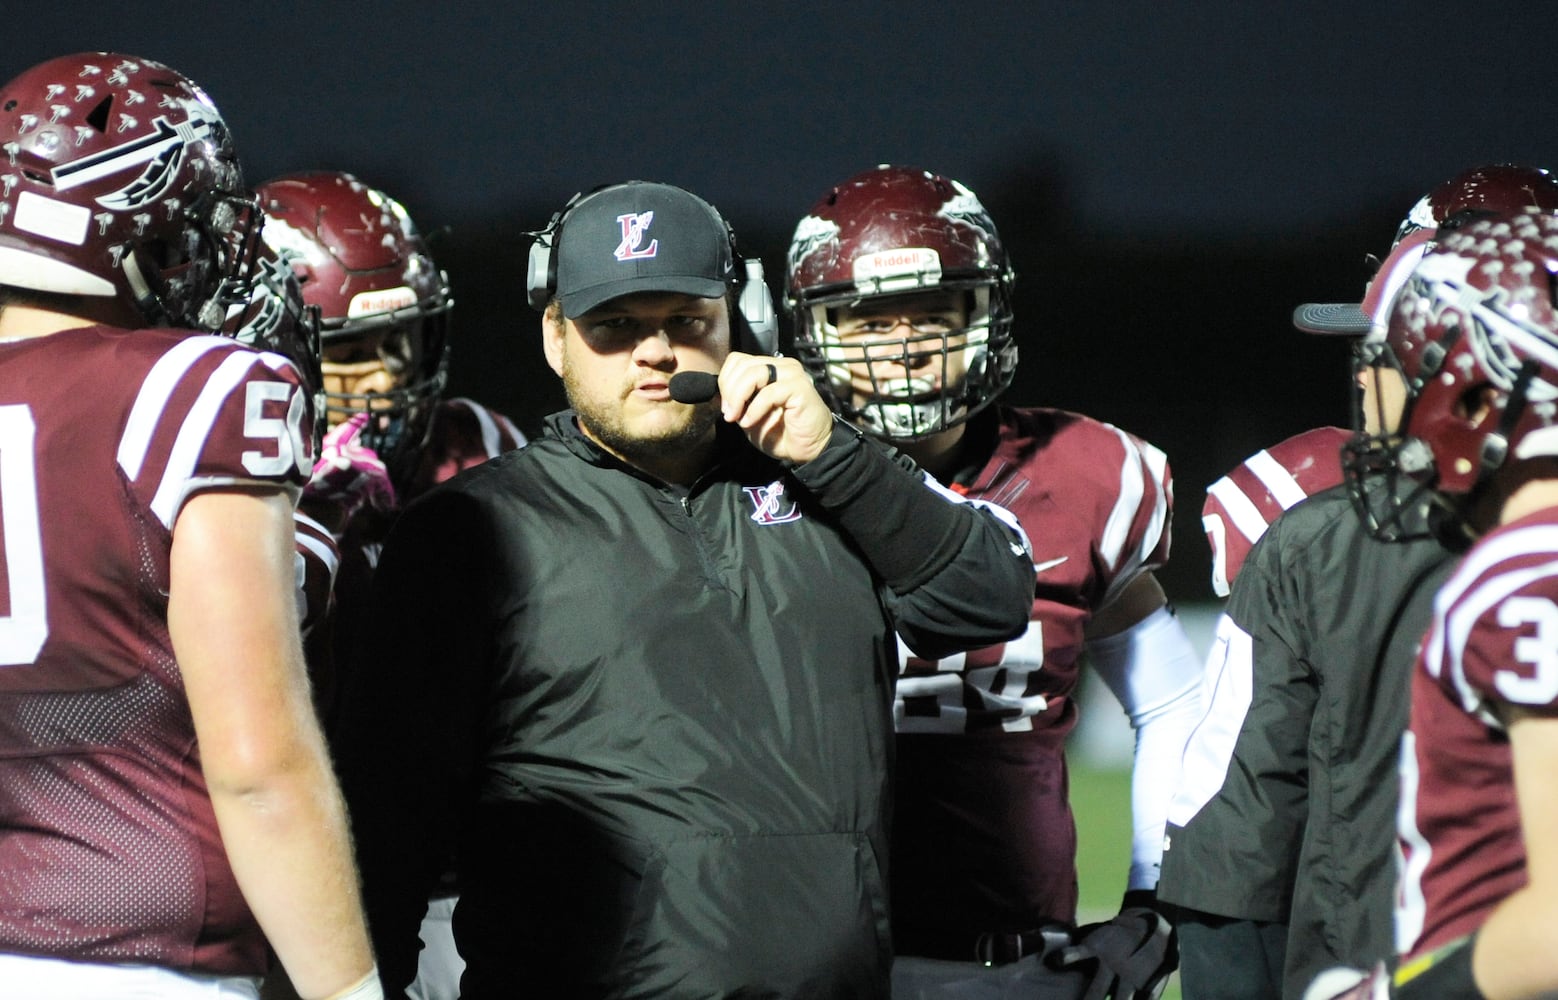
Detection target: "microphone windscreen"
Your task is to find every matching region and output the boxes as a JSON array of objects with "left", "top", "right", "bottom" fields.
[{"left": 669, "top": 371, "right": 719, "bottom": 404}]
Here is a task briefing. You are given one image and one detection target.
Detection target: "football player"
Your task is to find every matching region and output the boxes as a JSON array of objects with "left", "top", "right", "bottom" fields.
[
  {"left": 0, "top": 53, "right": 377, "bottom": 999},
  {"left": 256, "top": 171, "right": 523, "bottom": 1000},
  {"left": 1160, "top": 165, "right": 1558, "bottom": 1000},
  {"left": 254, "top": 171, "right": 524, "bottom": 709},
  {"left": 787, "top": 165, "right": 1199, "bottom": 998},
  {"left": 1314, "top": 206, "right": 1558, "bottom": 999}
]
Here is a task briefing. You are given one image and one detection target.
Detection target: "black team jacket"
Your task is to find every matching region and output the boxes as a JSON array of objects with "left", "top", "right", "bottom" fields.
[{"left": 336, "top": 413, "right": 1035, "bottom": 999}]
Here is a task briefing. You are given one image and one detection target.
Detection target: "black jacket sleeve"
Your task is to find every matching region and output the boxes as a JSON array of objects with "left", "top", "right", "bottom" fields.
[
  {"left": 1158, "top": 514, "right": 1315, "bottom": 924},
  {"left": 788, "top": 420, "right": 1034, "bottom": 659}
]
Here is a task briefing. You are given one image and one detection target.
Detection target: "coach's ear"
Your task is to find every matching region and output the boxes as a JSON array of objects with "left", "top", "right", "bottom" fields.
[{"left": 541, "top": 301, "right": 566, "bottom": 378}]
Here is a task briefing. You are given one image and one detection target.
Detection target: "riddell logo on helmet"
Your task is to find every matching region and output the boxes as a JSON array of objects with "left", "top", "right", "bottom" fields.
[
  {"left": 348, "top": 286, "right": 418, "bottom": 318},
  {"left": 853, "top": 247, "right": 942, "bottom": 288}
]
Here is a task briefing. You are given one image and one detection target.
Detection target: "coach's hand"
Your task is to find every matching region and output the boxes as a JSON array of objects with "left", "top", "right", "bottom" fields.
[
  {"left": 719, "top": 353, "right": 832, "bottom": 464},
  {"left": 1049, "top": 891, "right": 1177, "bottom": 999}
]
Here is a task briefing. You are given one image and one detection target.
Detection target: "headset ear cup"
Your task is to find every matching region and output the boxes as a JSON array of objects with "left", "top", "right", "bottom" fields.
[
  {"left": 736, "top": 258, "right": 778, "bottom": 355},
  {"left": 526, "top": 197, "right": 582, "bottom": 315},
  {"left": 525, "top": 237, "right": 552, "bottom": 313}
]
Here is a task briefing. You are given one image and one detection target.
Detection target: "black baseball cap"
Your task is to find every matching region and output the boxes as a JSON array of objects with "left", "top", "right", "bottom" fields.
[
  {"left": 555, "top": 181, "right": 735, "bottom": 318},
  {"left": 1292, "top": 228, "right": 1433, "bottom": 339}
]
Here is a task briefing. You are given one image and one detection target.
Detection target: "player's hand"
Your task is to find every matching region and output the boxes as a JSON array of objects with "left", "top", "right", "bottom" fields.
[
  {"left": 1048, "top": 892, "right": 1176, "bottom": 999},
  {"left": 303, "top": 412, "right": 398, "bottom": 522},
  {"left": 718, "top": 353, "right": 833, "bottom": 464}
]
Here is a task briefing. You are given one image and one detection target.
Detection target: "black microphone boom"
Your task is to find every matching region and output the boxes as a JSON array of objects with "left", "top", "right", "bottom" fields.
[{"left": 669, "top": 371, "right": 719, "bottom": 404}]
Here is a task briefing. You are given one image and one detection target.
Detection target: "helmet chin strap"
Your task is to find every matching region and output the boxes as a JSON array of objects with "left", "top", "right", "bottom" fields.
[
  {"left": 120, "top": 251, "right": 165, "bottom": 325},
  {"left": 1480, "top": 359, "right": 1539, "bottom": 479},
  {"left": 121, "top": 243, "right": 229, "bottom": 331}
]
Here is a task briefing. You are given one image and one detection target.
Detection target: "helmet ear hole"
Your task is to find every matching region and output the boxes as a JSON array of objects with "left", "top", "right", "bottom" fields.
[
  {"left": 1457, "top": 384, "right": 1497, "bottom": 425},
  {"left": 84, "top": 96, "right": 112, "bottom": 132},
  {"left": 142, "top": 238, "right": 180, "bottom": 270}
]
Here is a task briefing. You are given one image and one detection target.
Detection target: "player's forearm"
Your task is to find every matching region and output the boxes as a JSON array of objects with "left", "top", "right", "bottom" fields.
[
  {"left": 169, "top": 492, "right": 377, "bottom": 997},
  {"left": 1088, "top": 600, "right": 1203, "bottom": 890},
  {"left": 209, "top": 745, "right": 377, "bottom": 999},
  {"left": 1126, "top": 680, "right": 1201, "bottom": 890},
  {"left": 1470, "top": 889, "right": 1558, "bottom": 999}
]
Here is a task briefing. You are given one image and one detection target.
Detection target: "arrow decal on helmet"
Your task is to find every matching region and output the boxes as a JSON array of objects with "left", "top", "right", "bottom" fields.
[{"left": 50, "top": 107, "right": 219, "bottom": 211}]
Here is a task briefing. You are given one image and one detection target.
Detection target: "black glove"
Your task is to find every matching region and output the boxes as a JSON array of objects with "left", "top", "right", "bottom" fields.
[{"left": 1047, "top": 891, "right": 1177, "bottom": 1000}]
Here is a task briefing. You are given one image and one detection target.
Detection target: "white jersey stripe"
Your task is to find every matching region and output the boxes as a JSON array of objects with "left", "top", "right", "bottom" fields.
[
  {"left": 0, "top": 406, "right": 47, "bottom": 665},
  {"left": 1099, "top": 427, "right": 1147, "bottom": 570},
  {"left": 1139, "top": 439, "right": 1171, "bottom": 551},
  {"left": 150, "top": 352, "right": 260, "bottom": 528},
  {"left": 1395, "top": 730, "right": 1429, "bottom": 954},
  {"left": 472, "top": 403, "right": 505, "bottom": 458},
  {"left": 1421, "top": 524, "right": 1558, "bottom": 728},
  {"left": 1101, "top": 431, "right": 1169, "bottom": 608},
  {"left": 1426, "top": 523, "right": 1558, "bottom": 684},
  {"left": 1438, "top": 522, "right": 1558, "bottom": 601},
  {"left": 117, "top": 336, "right": 228, "bottom": 481},
  {"left": 1244, "top": 448, "right": 1310, "bottom": 510},
  {"left": 448, "top": 397, "right": 507, "bottom": 459},
  {"left": 293, "top": 514, "right": 340, "bottom": 574},
  {"left": 1205, "top": 475, "right": 1269, "bottom": 544}
]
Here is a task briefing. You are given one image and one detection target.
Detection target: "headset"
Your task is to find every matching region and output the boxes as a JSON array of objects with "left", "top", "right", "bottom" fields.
[{"left": 525, "top": 183, "right": 778, "bottom": 356}]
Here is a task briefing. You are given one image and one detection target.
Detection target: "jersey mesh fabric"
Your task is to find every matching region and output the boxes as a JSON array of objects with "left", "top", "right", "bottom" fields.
[{"left": 0, "top": 325, "right": 309, "bottom": 974}]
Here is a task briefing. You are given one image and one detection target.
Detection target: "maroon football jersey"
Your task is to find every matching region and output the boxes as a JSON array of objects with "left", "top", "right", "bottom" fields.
[
  {"left": 1201, "top": 426, "right": 1348, "bottom": 597},
  {"left": 892, "top": 406, "right": 1172, "bottom": 947},
  {"left": 402, "top": 396, "right": 527, "bottom": 502},
  {"left": 0, "top": 325, "right": 311, "bottom": 974},
  {"left": 1397, "top": 508, "right": 1558, "bottom": 960}
]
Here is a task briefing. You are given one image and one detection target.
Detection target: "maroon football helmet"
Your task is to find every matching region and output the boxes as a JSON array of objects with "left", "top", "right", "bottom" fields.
[
  {"left": 255, "top": 171, "right": 450, "bottom": 484},
  {"left": 1310, "top": 165, "right": 1558, "bottom": 537},
  {"left": 786, "top": 165, "right": 1017, "bottom": 439},
  {"left": 0, "top": 53, "right": 256, "bottom": 329},
  {"left": 1394, "top": 164, "right": 1558, "bottom": 247},
  {"left": 1353, "top": 208, "right": 1558, "bottom": 540}
]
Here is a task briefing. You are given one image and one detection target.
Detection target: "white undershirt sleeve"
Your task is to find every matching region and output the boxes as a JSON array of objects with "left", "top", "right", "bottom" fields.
[{"left": 1085, "top": 603, "right": 1204, "bottom": 892}]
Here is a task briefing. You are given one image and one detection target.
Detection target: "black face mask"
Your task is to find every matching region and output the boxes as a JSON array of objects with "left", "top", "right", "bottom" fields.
[{"left": 1343, "top": 345, "right": 1440, "bottom": 543}]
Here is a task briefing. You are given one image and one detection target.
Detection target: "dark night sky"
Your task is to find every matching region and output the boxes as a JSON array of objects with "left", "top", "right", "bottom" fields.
[
  {"left": 14, "top": 2, "right": 1558, "bottom": 598},
  {"left": 19, "top": 3, "right": 1555, "bottom": 234}
]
